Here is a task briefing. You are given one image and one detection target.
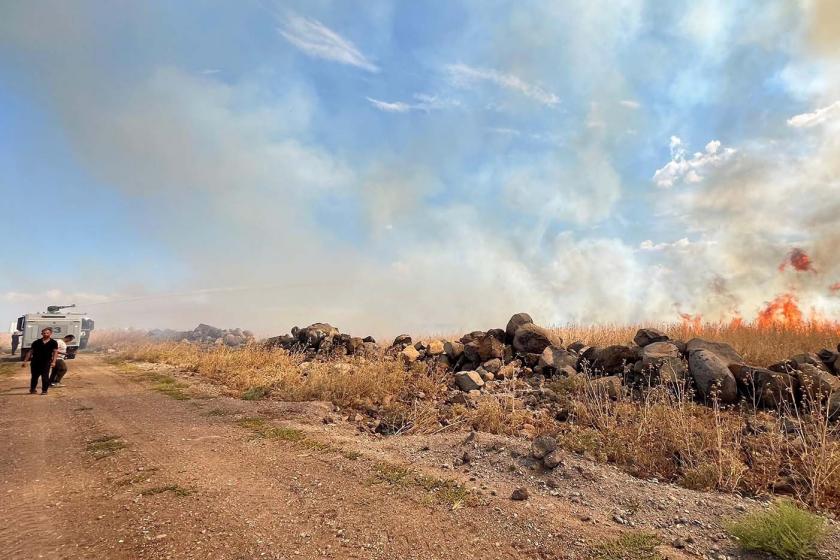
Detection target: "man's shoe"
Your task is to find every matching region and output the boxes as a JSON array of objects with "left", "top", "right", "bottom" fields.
[
  {"left": 29, "top": 390, "right": 37, "bottom": 394},
  {"left": 40, "top": 391, "right": 48, "bottom": 395}
]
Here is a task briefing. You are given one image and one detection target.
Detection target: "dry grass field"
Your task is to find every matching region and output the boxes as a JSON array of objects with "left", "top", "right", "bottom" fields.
[{"left": 92, "top": 322, "right": 840, "bottom": 513}]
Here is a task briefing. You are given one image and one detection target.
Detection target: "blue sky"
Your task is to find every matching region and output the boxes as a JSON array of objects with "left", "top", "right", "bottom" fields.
[{"left": 1, "top": 1, "right": 839, "bottom": 335}]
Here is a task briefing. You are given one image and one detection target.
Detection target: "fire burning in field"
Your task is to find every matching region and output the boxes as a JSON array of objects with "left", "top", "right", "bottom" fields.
[
  {"left": 779, "top": 247, "right": 815, "bottom": 273},
  {"left": 756, "top": 293, "right": 805, "bottom": 328}
]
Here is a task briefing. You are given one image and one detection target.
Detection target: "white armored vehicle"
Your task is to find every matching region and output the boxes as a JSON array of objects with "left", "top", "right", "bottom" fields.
[{"left": 15, "top": 305, "right": 94, "bottom": 360}]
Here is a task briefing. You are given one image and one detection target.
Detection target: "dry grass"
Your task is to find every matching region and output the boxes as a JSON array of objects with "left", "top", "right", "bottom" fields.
[
  {"left": 105, "top": 323, "right": 840, "bottom": 512},
  {"left": 550, "top": 322, "right": 840, "bottom": 366}
]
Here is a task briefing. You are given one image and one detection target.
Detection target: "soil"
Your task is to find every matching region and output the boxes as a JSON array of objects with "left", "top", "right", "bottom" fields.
[{"left": 1, "top": 355, "right": 837, "bottom": 560}]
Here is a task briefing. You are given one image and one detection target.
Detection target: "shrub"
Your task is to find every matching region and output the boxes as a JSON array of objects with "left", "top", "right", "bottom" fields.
[{"left": 727, "top": 500, "right": 826, "bottom": 560}]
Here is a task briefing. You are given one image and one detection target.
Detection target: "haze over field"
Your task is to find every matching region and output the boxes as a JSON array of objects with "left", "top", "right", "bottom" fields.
[{"left": 1, "top": 1, "right": 839, "bottom": 335}]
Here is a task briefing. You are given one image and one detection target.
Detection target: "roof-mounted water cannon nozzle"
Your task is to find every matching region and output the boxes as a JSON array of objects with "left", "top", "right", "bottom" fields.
[{"left": 46, "top": 304, "right": 76, "bottom": 313}]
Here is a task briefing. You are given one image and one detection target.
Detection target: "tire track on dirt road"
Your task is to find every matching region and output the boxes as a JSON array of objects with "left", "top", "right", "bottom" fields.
[{"left": 3, "top": 356, "right": 597, "bottom": 559}]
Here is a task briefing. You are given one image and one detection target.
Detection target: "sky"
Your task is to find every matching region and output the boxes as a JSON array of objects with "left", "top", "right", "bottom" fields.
[{"left": 1, "top": 0, "right": 839, "bottom": 337}]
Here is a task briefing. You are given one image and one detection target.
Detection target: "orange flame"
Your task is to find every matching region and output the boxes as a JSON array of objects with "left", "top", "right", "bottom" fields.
[
  {"left": 779, "top": 247, "right": 815, "bottom": 273},
  {"left": 679, "top": 312, "right": 702, "bottom": 330},
  {"left": 756, "top": 293, "right": 805, "bottom": 329}
]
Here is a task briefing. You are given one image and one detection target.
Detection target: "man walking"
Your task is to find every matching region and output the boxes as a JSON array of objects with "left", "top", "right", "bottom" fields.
[
  {"left": 22, "top": 327, "right": 58, "bottom": 394},
  {"left": 50, "top": 334, "right": 75, "bottom": 387}
]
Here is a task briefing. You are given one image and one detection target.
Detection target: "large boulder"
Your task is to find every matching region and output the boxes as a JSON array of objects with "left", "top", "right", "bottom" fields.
[
  {"left": 829, "top": 392, "right": 840, "bottom": 421},
  {"left": 592, "top": 345, "right": 639, "bottom": 374},
  {"left": 392, "top": 334, "right": 412, "bottom": 348},
  {"left": 513, "top": 323, "right": 562, "bottom": 354},
  {"left": 790, "top": 353, "right": 830, "bottom": 373},
  {"left": 633, "top": 328, "right": 669, "bottom": 348},
  {"left": 505, "top": 313, "right": 534, "bottom": 342},
  {"left": 399, "top": 345, "right": 420, "bottom": 364},
  {"left": 539, "top": 346, "right": 578, "bottom": 374},
  {"left": 816, "top": 349, "right": 839, "bottom": 373},
  {"left": 426, "top": 340, "right": 445, "bottom": 356},
  {"left": 478, "top": 335, "right": 505, "bottom": 361},
  {"left": 299, "top": 323, "right": 340, "bottom": 349},
  {"left": 688, "top": 349, "right": 738, "bottom": 403},
  {"left": 685, "top": 338, "right": 744, "bottom": 366},
  {"left": 444, "top": 340, "right": 464, "bottom": 360},
  {"left": 454, "top": 371, "right": 484, "bottom": 392},
  {"left": 729, "top": 365, "right": 798, "bottom": 409},
  {"left": 794, "top": 364, "right": 840, "bottom": 402},
  {"left": 639, "top": 342, "right": 687, "bottom": 384},
  {"left": 463, "top": 341, "right": 482, "bottom": 363},
  {"left": 194, "top": 323, "right": 224, "bottom": 340},
  {"left": 642, "top": 341, "right": 681, "bottom": 361}
]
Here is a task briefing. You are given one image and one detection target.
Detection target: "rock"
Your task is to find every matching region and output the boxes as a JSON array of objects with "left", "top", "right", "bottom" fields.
[
  {"left": 794, "top": 364, "right": 840, "bottom": 402},
  {"left": 513, "top": 323, "right": 562, "bottom": 354},
  {"left": 299, "top": 323, "right": 340, "bottom": 348},
  {"left": 497, "top": 364, "right": 518, "bottom": 379},
  {"left": 392, "top": 334, "right": 412, "bottom": 348},
  {"left": 543, "top": 450, "right": 563, "bottom": 469},
  {"left": 363, "top": 335, "right": 376, "bottom": 343},
  {"left": 592, "top": 345, "right": 639, "bottom": 374},
  {"left": 688, "top": 349, "right": 738, "bottom": 403},
  {"left": 816, "top": 349, "right": 838, "bottom": 372},
  {"left": 639, "top": 342, "right": 687, "bottom": 384},
  {"left": 567, "top": 341, "right": 586, "bottom": 353},
  {"left": 460, "top": 331, "right": 485, "bottom": 344},
  {"left": 729, "top": 365, "right": 798, "bottom": 408},
  {"left": 486, "top": 328, "right": 506, "bottom": 342},
  {"left": 463, "top": 341, "right": 481, "bottom": 363},
  {"left": 506, "top": 313, "right": 534, "bottom": 342},
  {"left": 633, "top": 328, "right": 669, "bottom": 347},
  {"left": 790, "top": 352, "right": 830, "bottom": 372},
  {"left": 194, "top": 323, "right": 223, "bottom": 340},
  {"left": 590, "top": 376, "right": 622, "bottom": 399},
  {"left": 454, "top": 371, "right": 485, "bottom": 392},
  {"left": 346, "top": 337, "right": 365, "bottom": 355},
  {"left": 426, "top": 340, "right": 445, "bottom": 356},
  {"left": 531, "top": 436, "right": 557, "bottom": 459},
  {"left": 482, "top": 358, "right": 502, "bottom": 374},
  {"left": 829, "top": 393, "right": 840, "bottom": 420},
  {"left": 539, "top": 346, "right": 578, "bottom": 373},
  {"left": 685, "top": 338, "right": 744, "bottom": 366},
  {"left": 652, "top": 357, "right": 688, "bottom": 385},
  {"left": 222, "top": 333, "right": 241, "bottom": 347},
  {"left": 478, "top": 335, "right": 505, "bottom": 361},
  {"left": 399, "top": 345, "right": 421, "bottom": 364},
  {"left": 642, "top": 341, "right": 681, "bottom": 361},
  {"left": 510, "top": 487, "right": 529, "bottom": 501},
  {"left": 444, "top": 340, "right": 464, "bottom": 360}
]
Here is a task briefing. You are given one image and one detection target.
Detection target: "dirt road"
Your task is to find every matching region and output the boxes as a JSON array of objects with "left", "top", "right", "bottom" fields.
[{"left": 0, "top": 355, "right": 611, "bottom": 560}]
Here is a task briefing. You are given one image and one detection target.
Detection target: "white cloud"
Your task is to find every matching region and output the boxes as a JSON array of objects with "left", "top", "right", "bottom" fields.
[
  {"left": 366, "top": 94, "right": 459, "bottom": 113},
  {"left": 366, "top": 97, "right": 411, "bottom": 113},
  {"left": 652, "top": 137, "right": 736, "bottom": 188},
  {"left": 787, "top": 100, "right": 840, "bottom": 128},
  {"left": 446, "top": 63, "right": 559, "bottom": 107},
  {"left": 279, "top": 14, "right": 378, "bottom": 73},
  {"left": 620, "top": 99, "right": 640, "bottom": 109}
]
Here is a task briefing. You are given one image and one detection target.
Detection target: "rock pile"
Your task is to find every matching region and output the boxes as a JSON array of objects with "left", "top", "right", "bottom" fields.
[
  {"left": 264, "top": 322, "right": 377, "bottom": 360},
  {"left": 149, "top": 324, "right": 255, "bottom": 347},
  {"left": 388, "top": 313, "right": 840, "bottom": 419}
]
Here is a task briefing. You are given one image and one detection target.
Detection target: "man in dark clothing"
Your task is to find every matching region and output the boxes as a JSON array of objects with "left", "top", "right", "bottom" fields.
[
  {"left": 22, "top": 327, "right": 58, "bottom": 394},
  {"left": 11, "top": 331, "right": 21, "bottom": 355}
]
